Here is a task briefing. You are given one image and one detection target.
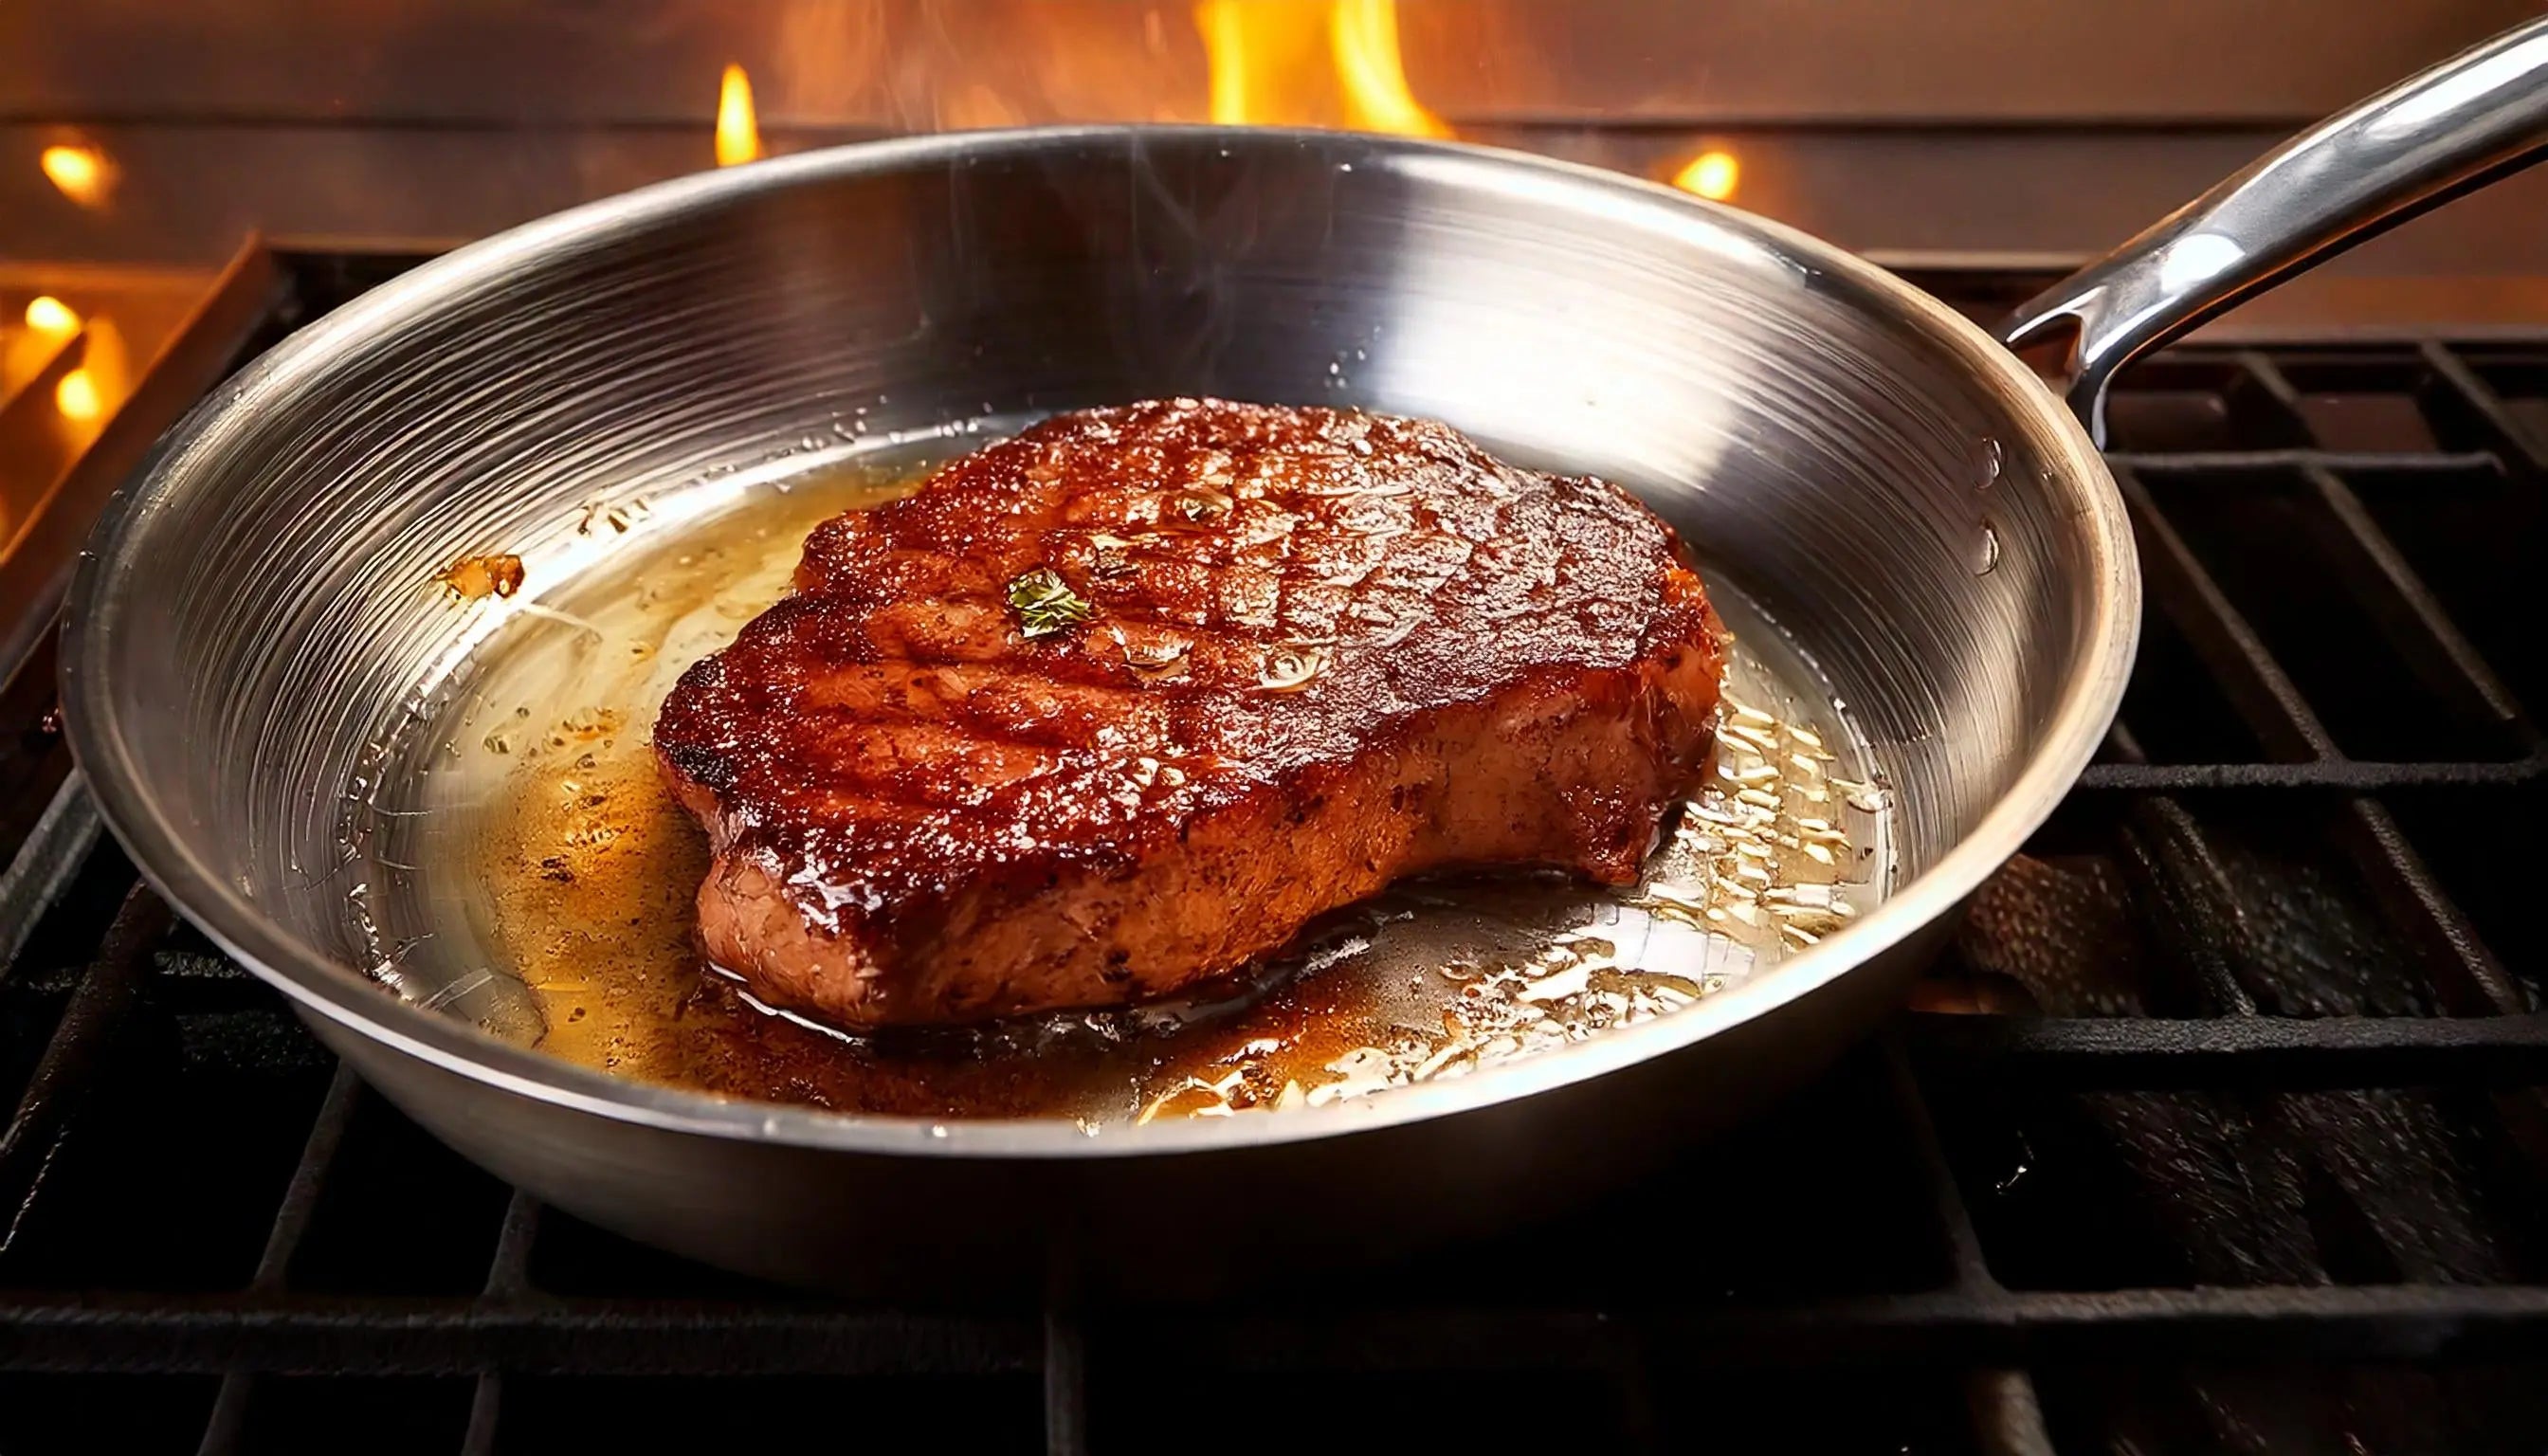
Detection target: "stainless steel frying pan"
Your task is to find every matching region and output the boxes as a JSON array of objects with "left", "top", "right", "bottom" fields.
[{"left": 60, "top": 21, "right": 2548, "bottom": 1293}]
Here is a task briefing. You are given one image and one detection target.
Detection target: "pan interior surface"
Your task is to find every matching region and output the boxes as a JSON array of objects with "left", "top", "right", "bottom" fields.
[
  {"left": 373, "top": 433, "right": 1894, "bottom": 1124},
  {"left": 63, "top": 128, "right": 2127, "bottom": 1151}
]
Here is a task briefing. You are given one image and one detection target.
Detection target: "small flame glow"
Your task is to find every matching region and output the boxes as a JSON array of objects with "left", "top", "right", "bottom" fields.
[
  {"left": 54, "top": 370, "right": 99, "bottom": 421},
  {"left": 1672, "top": 150, "right": 1740, "bottom": 202},
  {"left": 1193, "top": 0, "right": 1447, "bottom": 138},
  {"left": 24, "top": 296, "right": 79, "bottom": 336},
  {"left": 55, "top": 318, "right": 125, "bottom": 427},
  {"left": 715, "top": 64, "right": 762, "bottom": 168},
  {"left": 39, "top": 143, "right": 111, "bottom": 207}
]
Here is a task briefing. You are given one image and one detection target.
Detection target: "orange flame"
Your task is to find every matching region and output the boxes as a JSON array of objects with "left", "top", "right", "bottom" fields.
[
  {"left": 715, "top": 64, "right": 762, "bottom": 167},
  {"left": 57, "top": 318, "right": 126, "bottom": 426},
  {"left": 1672, "top": 150, "right": 1739, "bottom": 202},
  {"left": 54, "top": 369, "right": 100, "bottom": 422},
  {"left": 24, "top": 296, "right": 80, "bottom": 337},
  {"left": 39, "top": 142, "right": 112, "bottom": 207},
  {"left": 1195, "top": 0, "right": 1264, "bottom": 125},
  {"left": 1193, "top": 0, "right": 1447, "bottom": 137},
  {"left": 1329, "top": 0, "right": 1447, "bottom": 137}
]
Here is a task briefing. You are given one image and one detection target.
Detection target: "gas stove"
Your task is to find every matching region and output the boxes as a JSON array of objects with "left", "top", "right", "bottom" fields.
[{"left": 0, "top": 238, "right": 2542, "bottom": 1454}]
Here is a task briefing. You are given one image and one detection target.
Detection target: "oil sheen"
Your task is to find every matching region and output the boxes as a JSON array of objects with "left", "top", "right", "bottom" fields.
[{"left": 426, "top": 437, "right": 1893, "bottom": 1124}]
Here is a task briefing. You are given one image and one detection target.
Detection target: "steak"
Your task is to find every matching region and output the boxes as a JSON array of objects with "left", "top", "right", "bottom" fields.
[{"left": 654, "top": 399, "right": 1725, "bottom": 1028}]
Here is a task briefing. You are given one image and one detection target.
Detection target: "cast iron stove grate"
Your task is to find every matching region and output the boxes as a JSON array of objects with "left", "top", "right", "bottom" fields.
[{"left": 2, "top": 246, "right": 2546, "bottom": 1455}]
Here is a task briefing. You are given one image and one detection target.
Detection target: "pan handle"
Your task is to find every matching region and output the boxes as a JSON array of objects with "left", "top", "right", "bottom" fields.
[{"left": 2002, "top": 17, "right": 2548, "bottom": 443}]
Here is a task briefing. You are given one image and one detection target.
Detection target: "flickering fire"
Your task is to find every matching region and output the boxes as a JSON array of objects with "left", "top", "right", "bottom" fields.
[
  {"left": 53, "top": 369, "right": 100, "bottom": 422},
  {"left": 54, "top": 318, "right": 125, "bottom": 427},
  {"left": 1195, "top": 0, "right": 1270, "bottom": 124},
  {"left": 1673, "top": 150, "right": 1740, "bottom": 202},
  {"left": 715, "top": 64, "right": 762, "bottom": 167},
  {"left": 39, "top": 142, "right": 111, "bottom": 207},
  {"left": 1193, "top": 0, "right": 1448, "bottom": 137},
  {"left": 24, "top": 296, "right": 79, "bottom": 337},
  {"left": 1330, "top": 0, "right": 1447, "bottom": 137}
]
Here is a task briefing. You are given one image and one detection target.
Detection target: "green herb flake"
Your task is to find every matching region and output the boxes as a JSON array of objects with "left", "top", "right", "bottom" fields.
[{"left": 1006, "top": 566, "right": 1097, "bottom": 639}]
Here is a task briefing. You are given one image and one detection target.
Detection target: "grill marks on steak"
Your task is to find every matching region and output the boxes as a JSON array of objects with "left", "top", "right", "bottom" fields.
[{"left": 654, "top": 399, "right": 1725, "bottom": 1028}]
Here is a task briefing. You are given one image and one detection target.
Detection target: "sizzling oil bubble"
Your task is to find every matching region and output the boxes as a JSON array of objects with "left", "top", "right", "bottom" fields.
[
  {"left": 424, "top": 442, "right": 1892, "bottom": 1124},
  {"left": 1975, "top": 435, "right": 2004, "bottom": 491}
]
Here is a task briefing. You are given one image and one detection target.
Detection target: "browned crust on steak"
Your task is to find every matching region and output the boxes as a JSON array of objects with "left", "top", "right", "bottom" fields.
[{"left": 654, "top": 399, "right": 1724, "bottom": 1028}]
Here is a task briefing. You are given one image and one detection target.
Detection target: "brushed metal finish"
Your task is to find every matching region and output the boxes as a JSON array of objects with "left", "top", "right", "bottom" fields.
[
  {"left": 66, "top": 126, "right": 2138, "bottom": 1291},
  {"left": 2006, "top": 16, "right": 2548, "bottom": 443}
]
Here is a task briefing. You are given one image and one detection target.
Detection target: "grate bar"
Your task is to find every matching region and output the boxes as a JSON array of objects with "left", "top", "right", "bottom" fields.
[
  {"left": 2423, "top": 341, "right": 2548, "bottom": 472},
  {"left": 2076, "top": 757, "right": 2542, "bottom": 792},
  {"left": 452, "top": 1192, "right": 543, "bottom": 1456},
  {"left": 249, "top": 1063, "right": 361, "bottom": 1290},
  {"left": 460, "top": 1372, "right": 503, "bottom": 1456},
  {"left": 2190, "top": 373, "right": 2548, "bottom": 1009},
  {"left": 2118, "top": 449, "right": 2525, "bottom": 1011},
  {"left": 192, "top": 1372, "right": 254, "bottom": 1456},
  {"left": 2298, "top": 462, "right": 2538, "bottom": 740},
  {"left": 2338, "top": 799, "right": 2528, "bottom": 1015},
  {"left": 0, "top": 887, "right": 170, "bottom": 1253},
  {"left": 482, "top": 1191, "right": 540, "bottom": 1300},
  {"left": 1882, "top": 1032, "right": 1995, "bottom": 1288},
  {"left": 1219, "top": 1285, "right": 2548, "bottom": 1370},
  {"left": 1, "top": 1284, "right": 2540, "bottom": 1375},
  {"left": 1968, "top": 1370, "right": 2059, "bottom": 1456},
  {"left": 2112, "top": 448, "right": 2502, "bottom": 472},
  {"left": 0, "top": 776, "right": 102, "bottom": 974},
  {"left": 1043, "top": 1303, "right": 1087, "bottom": 1456},
  {"left": 2114, "top": 466, "right": 2335, "bottom": 760},
  {"left": 2115, "top": 797, "right": 2261, "bottom": 1014},
  {"left": 0, "top": 1298, "right": 1046, "bottom": 1377},
  {"left": 1908, "top": 1010, "right": 2548, "bottom": 1086},
  {"left": 2239, "top": 349, "right": 2537, "bottom": 742},
  {"left": 1148, "top": 1286, "right": 2548, "bottom": 1371}
]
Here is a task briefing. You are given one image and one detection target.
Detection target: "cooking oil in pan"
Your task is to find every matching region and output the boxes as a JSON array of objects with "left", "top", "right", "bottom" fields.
[{"left": 402, "top": 433, "right": 1893, "bottom": 1124}]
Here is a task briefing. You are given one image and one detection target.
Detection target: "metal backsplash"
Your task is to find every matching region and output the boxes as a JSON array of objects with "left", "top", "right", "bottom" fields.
[
  {"left": 7, "top": 1, "right": 2539, "bottom": 127},
  {"left": 5, "top": 1, "right": 2547, "bottom": 287}
]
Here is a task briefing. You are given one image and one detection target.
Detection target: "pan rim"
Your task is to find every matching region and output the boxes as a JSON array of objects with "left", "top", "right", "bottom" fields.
[{"left": 60, "top": 122, "right": 2138, "bottom": 1160}]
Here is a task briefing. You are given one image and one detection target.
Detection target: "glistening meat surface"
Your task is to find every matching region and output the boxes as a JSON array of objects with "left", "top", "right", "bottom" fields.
[{"left": 654, "top": 399, "right": 1725, "bottom": 1028}]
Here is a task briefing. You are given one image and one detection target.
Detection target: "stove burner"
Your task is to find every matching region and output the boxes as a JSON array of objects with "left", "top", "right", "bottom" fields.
[{"left": 3, "top": 247, "right": 2545, "bottom": 1454}]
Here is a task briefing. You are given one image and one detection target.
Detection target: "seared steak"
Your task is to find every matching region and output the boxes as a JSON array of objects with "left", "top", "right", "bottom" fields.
[{"left": 655, "top": 399, "right": 1724, "bottom": 1028}]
